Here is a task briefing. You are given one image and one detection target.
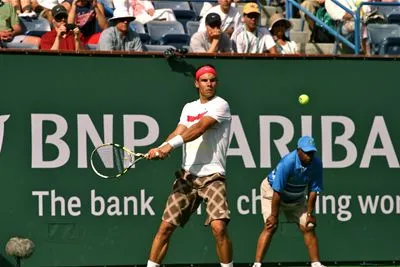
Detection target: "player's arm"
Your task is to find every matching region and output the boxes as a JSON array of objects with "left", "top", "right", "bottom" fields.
[{"left": 149, "top": 116, "right": 217, "bottom": 159}]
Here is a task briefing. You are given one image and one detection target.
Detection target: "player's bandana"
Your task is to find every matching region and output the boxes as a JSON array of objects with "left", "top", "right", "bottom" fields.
[{"left": 195, "top": 66, "right": 217, "bottom": 80}]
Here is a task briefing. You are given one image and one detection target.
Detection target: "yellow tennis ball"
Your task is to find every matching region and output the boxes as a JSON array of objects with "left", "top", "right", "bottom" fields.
[{"left": 298, "top": 94, "right": 309, "bottom": 105}]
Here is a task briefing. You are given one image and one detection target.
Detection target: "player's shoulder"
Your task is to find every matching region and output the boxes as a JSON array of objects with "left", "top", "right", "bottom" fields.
[{"left": 211, "top": 96, "right": 230, "bottom": 108}]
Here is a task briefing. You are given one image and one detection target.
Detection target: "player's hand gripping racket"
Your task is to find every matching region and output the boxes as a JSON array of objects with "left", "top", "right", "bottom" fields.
[{"left": 90, "top": 143, "right": 148, "bottom": 179}]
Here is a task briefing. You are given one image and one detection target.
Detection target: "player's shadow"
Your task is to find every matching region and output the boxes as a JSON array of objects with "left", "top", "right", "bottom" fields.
[
  {"left": 165, "top": 56, "right": 196, "bottom": 78},
  {"left": 0, "top": 254, "right": 14, "bottom": 267}
]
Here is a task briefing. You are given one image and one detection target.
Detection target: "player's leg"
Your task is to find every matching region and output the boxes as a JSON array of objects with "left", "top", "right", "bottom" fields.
[
  {"left": 198, "top": 174, "right": 232, "bottom": 267},
  {"left": 210, "top": 219, "right": 232, "bottom": 266},
  {"left": 147, "top": 171, "right": 199, "bottom": 267},
  {"left": 147, "top": 220, "right": 177, "bottom": 265},
  {"left": 253, "top": 179, "right": 278, "bottom": 267}
]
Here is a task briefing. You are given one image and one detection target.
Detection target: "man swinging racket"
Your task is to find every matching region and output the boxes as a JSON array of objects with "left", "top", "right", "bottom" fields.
[{"left": 145, "top": 64, "right": 234, "bottom": 267}]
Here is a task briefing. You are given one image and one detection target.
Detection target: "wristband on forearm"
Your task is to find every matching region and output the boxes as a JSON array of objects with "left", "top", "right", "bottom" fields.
[{"left": 167, "top": 135, "right": 184, "bottom": 149}]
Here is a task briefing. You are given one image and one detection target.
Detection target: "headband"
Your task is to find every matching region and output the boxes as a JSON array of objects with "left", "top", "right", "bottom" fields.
[{"left": 195, "top": 66, "right": 217, "bottom": 80}]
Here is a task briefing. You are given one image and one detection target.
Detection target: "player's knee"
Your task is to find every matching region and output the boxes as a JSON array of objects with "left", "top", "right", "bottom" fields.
[
  {"left": 210, "top": 220, "right": 228, "bottom": 239},
  {"left": 157, "top": 221, "right": 176, "bottom": 237}
]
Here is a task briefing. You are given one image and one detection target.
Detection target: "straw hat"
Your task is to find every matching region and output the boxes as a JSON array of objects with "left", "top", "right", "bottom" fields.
[{"left": 269, "top": 13, "right": 292, "bottom": 31}]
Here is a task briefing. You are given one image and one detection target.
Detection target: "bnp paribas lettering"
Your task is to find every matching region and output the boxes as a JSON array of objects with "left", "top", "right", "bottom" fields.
[{"left": 30, "top": 114, "right": 399, "bottom": 169}]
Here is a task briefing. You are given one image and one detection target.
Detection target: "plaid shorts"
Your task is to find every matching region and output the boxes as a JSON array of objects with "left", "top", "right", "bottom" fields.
[{"left": 161, "top": 169, "right": 231, "bottom": 227}]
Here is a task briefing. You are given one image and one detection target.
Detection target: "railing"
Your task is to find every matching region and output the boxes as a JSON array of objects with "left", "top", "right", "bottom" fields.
[{"left": 286, "top": 0, "right": 400, "bottom": 55}]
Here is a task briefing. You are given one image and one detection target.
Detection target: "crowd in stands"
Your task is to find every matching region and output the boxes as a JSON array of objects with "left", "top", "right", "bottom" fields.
[{"left": 1, "top": 0, "right": 400, "bottom": 55}]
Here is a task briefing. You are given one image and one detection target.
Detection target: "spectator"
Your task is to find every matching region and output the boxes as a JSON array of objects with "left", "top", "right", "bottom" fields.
[
  {"left": 97, "top": 7, "right": 142, "bottom": 51},
  {"left": 269, "top": 13, "right": 298, "bottom": 54},
  {"left": 7, "top": 0, "right": 36, "bottom": 17},
  {"left": 190, "top": 12, "right": 232, "bottom": 53},
  {"left": 300, "top": 0, "right": 320, "bottom": 31},
  {"left": 112, "top": 0, "right": 176, "bottom": 24},
  {"left": 231, "top": 2, "right": 276, "bottom": 54},
  {"left": 31, "top": 0, "right": 69, "bottom": 23},
  {"left": 310, "top": 0, "right": 335, "bottom": 43},
  {"left": 66, "top": 0, "right": 108, "bottom": 46},
  {"left": 0, "top": 0, "right": 41, "bottom": 48},
  {"left": 325, "top": 0, "right": 370, "bottom": 52},
  {"left": 40, "top": 4, "right": 84, "bottom": 50},
  {"left": 198, "top": 0, "right": 242, "bottom": 37}
]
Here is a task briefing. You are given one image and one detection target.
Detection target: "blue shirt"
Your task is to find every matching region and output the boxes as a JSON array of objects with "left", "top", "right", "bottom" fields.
[{"left": 267, "top": 150, "right": 323, "bottom": 203}]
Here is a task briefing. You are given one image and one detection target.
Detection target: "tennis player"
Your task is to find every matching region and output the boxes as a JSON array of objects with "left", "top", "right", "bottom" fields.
[
  {"left": 252, "top": 136, "right": 325, "bottom": 267},
  {"left": 145, "top": 64, "right": 233, "bottom": 267}
]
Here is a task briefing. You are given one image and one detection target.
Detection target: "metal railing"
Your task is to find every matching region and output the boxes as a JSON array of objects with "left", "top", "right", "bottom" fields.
[{"left": 286, "top": 0, "right": 400, "bottom": 55}]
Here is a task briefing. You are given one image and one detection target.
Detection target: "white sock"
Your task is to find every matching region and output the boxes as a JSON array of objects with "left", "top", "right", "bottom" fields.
[
  {"left": 253, "top": 263, "right": 262, "bottom": 267},
  {"left": 311, "top": 261, "right": 322, "bottom": 267},
  {"left": 220, "top": 262, "right": 233, "bottom": 267},
  {"left": 147, "top": 260, "right": 160, "bottom": 267}
]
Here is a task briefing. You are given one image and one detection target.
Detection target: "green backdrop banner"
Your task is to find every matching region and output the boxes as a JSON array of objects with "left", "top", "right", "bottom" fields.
[{"left": 0, "top": 53, "right": 399, "bottom": 267}]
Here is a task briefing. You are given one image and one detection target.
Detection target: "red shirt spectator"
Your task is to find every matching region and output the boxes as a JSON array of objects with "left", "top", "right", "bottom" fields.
[
  {"left": 39, "top": 4, "right": 84, "bottom": 51},
  {"left": 40, "top": 29, "right": 84, "bottom": 50}
]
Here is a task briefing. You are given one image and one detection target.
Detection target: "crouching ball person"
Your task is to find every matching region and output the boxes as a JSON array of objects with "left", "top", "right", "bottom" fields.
[
  {"left": 145, "top": 65, "right": 234, "bottom": 267},
  {"left": 253, "top": 136, "right": 326, "bottom": 267}
]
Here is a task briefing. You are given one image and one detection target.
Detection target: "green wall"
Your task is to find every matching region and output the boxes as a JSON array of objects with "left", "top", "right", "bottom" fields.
[{"left": 0, "top": 53, "right": 399, "bottom": 267}]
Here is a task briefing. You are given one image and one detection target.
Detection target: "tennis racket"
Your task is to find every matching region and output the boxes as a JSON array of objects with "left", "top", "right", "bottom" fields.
[{"left": 90, "top": 143, "right": 147, "bottom": 179}]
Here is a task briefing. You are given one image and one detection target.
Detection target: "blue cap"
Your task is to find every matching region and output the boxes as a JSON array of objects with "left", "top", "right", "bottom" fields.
[{"left": 297, "top": 136, "right": 317, "bottom": 152}]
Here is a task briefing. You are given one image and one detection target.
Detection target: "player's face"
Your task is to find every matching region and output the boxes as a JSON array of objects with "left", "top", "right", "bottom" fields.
[
  {"left": 298, "top": 149, "right": 315, "bottom": 166},
  {"left": 195, "top": 73, "right": 217, "bottom": 101}
]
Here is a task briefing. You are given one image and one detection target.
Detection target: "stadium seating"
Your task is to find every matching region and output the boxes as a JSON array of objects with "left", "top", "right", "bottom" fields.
[
  {"left": 186, "top": 20, "right": 200, "bottom": 37},
  {"left": 289, "top": 30, "right": 311, "bottom": 44},
  {"left": 146, "top": 21, "right": 190, "bottom": 48},
  {"left": 367, "top": 23, "right": 400, "bottom": 55},
  {"left": 20, "top": 17, "right": 51, "bottom": 37},
  {"left": 130, "top": 21, "right": 151, "bottom": 44},
  {"left": 379, "top": 37, "right": 400, "bottom": 55},
  {"left": 144, "top": 44, "right": 177, "bottom": 52},
  {"left": 153, "top": 1, "right": 196, "bottom": 32}
]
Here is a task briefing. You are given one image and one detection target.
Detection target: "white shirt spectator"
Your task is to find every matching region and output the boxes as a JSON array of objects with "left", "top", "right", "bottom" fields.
[
  {"left": 325, "top": 0, "right": 370, "bottom": 21},
  {"left": 198, "top": 4, "right": 242, "bottom": 32},
  {"left": 231, "top": 26, "right": 275, "bottom": 53}
]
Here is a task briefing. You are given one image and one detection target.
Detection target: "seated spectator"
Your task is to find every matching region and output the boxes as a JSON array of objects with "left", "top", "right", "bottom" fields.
[
  {"left": 40, "top": 4, "right": 84, "bottom": 50},
  {"left": 231, "top": 2, "right": 276, "bottom": 54},
  {"left": 310, "top": 0, "right": 335, "bottom": 43},
  {"left": 31, "top": 0, "right": 69, "bottom": 22},
  {"left": 198, "top": 0, "right": 242, "bottom": 37},
  {"left": 0, "top": 0, "right": 41, "bottom": 48},
  {"left": 325, "top": 0, "right": 370, "bottom": 52},
  {"left": 66, "top": 0, "right": 108, "bottom": 45},
  {"left": 97, "top": 8, "right": 142, "bottom": 51},
  {"left": 190, "top": 12, "right": 232, "bottom": 53},
  {"left": 7, "top": 0, "right": 37, "bottom": 17},
  {"left": 300, "top": 0, "right": 320, "bottom": 31},
  {"left": 112, "top": 0, "right": 176, "bottom": 24},
  {"left": 269, "top": 13, "right": 298, "bottom": 54}
]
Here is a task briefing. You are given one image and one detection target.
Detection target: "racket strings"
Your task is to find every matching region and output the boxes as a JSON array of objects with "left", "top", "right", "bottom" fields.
[{"left": 92, "top": 145, "right": 133, "bottom": 178}]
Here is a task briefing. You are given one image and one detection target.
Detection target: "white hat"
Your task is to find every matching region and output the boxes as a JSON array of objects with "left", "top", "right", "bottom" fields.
[{"left": 108, "top": 8, "right": 135, "bottom": 24}]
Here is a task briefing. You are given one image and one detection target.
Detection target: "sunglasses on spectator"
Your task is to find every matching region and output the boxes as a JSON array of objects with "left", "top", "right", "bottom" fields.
[
  {"left": 54, "top": 15, "right": 68, "bottom": 22},
  {"left": 245, "top": 13, "right": 259, "bottom": 19}
]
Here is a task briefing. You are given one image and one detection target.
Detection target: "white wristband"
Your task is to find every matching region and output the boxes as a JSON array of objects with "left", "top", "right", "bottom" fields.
[
  {"left": 167, "top": 135, "right": 184, "bottom": 149},
  {"left": 158, "top": 142, "right": 168, "bottom": 148}
]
